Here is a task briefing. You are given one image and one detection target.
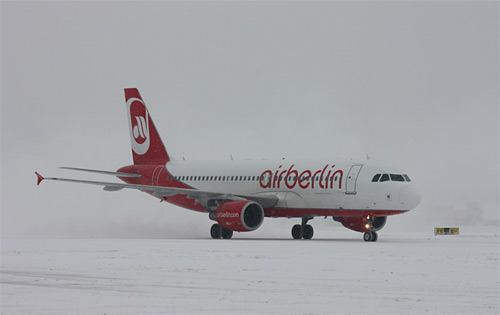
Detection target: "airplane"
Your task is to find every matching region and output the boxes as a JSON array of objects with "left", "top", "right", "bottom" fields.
[{"left": 35, "top": 88, "right": 421, "bottom": 242}]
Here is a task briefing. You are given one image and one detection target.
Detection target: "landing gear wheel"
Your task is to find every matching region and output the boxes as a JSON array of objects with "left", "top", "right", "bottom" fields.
[
  {"left": 210, "top": 224, "right": 222, "bottom": 239},
  {"left": 370, "top": 231, "right": 378, "bottom": 242},
  {"left": 303, "top": 224, "right": 314, "bottom": 240},
  {"left": 221, "top": 228, "right": 233, "bottom": 239},
  {"left": 363, "top": 231, "right": 373, "bottom": 242},
  {"left": 291, "top": 224, "right": 303, "bottom": 239}
]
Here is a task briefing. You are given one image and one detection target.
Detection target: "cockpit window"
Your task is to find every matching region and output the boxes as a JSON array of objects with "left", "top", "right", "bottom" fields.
[
  {"left": 379, "top": 174, "right": 390, "bottom": 182},
  {"left": 390, "top": 174, "right": 405, "bottom": 182},
  {"left": 374, "top": 173, "right": 412, "bottom": 182}
]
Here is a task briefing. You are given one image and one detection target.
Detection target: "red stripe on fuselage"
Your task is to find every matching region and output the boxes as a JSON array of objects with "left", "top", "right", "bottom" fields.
[{"left": 264, "top": 208, "right": 407, "bottom": 218}]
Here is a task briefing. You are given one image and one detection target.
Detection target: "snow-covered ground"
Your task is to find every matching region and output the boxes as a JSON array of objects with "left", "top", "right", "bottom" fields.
[{"left": 1, "top": 229, "right": 499, "bottom": 314}]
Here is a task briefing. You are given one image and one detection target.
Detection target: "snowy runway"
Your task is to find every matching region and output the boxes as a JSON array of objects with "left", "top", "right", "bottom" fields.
[{"left": 2, "top": 232, "right": 498, "bottom": 314}]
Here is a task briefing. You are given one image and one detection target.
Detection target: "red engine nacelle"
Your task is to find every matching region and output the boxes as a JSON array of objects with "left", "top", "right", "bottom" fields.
[
  {"left": 213, "top": 200, "right": 264, "bottom": 232},
  {"left": 335, "top": 216, "right": 387, "bottom": 232}
]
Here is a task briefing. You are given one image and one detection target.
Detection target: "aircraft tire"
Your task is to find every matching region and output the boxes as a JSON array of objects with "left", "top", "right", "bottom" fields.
[
  {"left": 303, "top": 224, "right": 314, "bottom": 240},
  {"left": 370, "top": 231, "right": 378, "bottom": 242},
  {"left": 221, "top": 227, "right": 233, "bottom": 239},
  {"left": 291, "top": 224, "right": 303, "bottom": 239},
  {"left": 210, "top": 224, "right": 222, "bottom": 239},
  {"left": 363, "top": 231, "right": 373, "bottom": 242}
]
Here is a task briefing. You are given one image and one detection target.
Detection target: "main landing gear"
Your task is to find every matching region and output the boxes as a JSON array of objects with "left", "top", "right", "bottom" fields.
[
  {"left": 363, "top": 216, "right": 378, "bottom": 242},
  {"left": 291, "top": 217, "right": 314, "bottom": 240},
  {"left": 210, "top": 224, "right": 233, "bottom": 239}
]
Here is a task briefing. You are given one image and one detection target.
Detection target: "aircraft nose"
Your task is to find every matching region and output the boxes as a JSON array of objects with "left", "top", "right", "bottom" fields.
[{"left": 399, "top": 185, "right": 422, "bottom": 210}]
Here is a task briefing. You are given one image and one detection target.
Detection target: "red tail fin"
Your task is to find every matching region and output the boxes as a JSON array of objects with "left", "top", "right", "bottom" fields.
[{"left": 124, "top": 88, "right": 170, "bottom": 165}]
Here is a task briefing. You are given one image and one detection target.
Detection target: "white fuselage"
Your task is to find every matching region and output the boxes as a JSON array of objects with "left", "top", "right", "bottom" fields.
[{"left": 165, "top": 159, "right": 421, "bottom": 215}]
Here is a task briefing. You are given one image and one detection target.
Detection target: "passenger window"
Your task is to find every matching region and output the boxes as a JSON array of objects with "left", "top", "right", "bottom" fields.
[
  {"left": 380, "top": 174, "right": 390, "bottom": 182},
  {"left": 372, "top": 174, "right": 381, "bottom": 182},
  {"left": 390, "top": 174, "right": 405, "bottom": 182},
  {"left": 403, "top": 174, "right": 411, "bottom": 182}
]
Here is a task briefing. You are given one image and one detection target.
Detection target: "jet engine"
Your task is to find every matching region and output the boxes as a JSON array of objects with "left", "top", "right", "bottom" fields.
[
  {"left": 210, "top": 200, "right": 264, "bottom": 232},
  {"left": 334, "top": 216, "right": 387, "bottom": 232}
]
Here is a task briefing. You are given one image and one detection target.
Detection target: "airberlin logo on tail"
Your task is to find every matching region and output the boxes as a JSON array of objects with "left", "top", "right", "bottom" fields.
[
  {"left": 133, "top": 116, "right": 148, "bottom": 142},
  {"left": 126, "top": 97, "right": 150, "bottom": 155}
]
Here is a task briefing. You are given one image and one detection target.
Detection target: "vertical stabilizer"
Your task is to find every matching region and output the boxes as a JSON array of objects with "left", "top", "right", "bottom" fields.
[{"left": 124, "top": 88, "right": 170, "bottom": 165}]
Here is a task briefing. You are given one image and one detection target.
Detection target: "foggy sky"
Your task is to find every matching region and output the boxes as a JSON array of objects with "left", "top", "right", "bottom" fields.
[{"left": 1, "top": 1, "right": 498, "bottom": 238}]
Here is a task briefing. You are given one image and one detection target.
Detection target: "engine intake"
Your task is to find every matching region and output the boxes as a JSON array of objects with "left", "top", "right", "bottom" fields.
[{"left": 212, "top": 200, "right": 264, "bottom": 232}]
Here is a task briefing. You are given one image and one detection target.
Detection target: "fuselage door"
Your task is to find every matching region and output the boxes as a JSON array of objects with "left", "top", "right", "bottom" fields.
[{"left": 345, "top": 164, "right": 363, "bottom": 195}]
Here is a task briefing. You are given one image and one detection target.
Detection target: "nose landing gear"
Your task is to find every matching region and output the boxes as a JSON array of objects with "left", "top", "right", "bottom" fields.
[
  {"left": 291, "top": 217, "right": 314, "bottom": 240},
  {"left": 363, "top": 231, "right": 378, "bottom": 242},
  {"left": 363, "top": 216, "right": 378, "bottom": 242}
]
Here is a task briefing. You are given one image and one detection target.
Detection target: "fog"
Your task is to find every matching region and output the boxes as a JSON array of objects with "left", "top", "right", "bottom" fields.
[{"left": 1, "top": 1, "right": 498, "bottom": 238}]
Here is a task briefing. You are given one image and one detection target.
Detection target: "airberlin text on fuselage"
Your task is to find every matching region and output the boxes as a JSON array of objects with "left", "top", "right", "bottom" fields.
[{"left": 259, "top": 164, "right": 344, "bottom": 190}]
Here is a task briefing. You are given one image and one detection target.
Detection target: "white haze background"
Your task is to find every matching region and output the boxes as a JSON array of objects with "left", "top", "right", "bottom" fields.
[{"left": 1, "top": 1, "right": 498, "bottom": 238}]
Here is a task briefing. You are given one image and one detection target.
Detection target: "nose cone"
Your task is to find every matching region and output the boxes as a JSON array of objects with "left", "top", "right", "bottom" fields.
[{"left": 399, "top": 185, "right": 422, "bottom": 210}]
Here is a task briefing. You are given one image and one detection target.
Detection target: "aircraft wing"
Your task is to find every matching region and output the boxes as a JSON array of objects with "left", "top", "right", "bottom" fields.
[{"left": 35, "top": 172, "right": 278, "bottom": 209}]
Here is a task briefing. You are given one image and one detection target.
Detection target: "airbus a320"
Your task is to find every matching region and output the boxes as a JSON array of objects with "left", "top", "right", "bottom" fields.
[{"left": 36, "top": 88, "right": 421, "bottom": 241}]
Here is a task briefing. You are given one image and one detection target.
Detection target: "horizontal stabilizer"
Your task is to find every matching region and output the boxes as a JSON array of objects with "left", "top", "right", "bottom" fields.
[{"left": 60, "top": 167, "right": 141, "bottom": 178}]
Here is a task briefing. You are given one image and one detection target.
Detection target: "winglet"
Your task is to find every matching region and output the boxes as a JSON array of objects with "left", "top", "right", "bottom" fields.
[{"left": 35, "top": 172, "right": 44, "bottom": 185}]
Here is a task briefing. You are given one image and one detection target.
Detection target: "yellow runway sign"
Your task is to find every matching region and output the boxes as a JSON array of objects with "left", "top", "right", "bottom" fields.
[{"left": 434, "top": 227, "right": 460, "bottom": 235}]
